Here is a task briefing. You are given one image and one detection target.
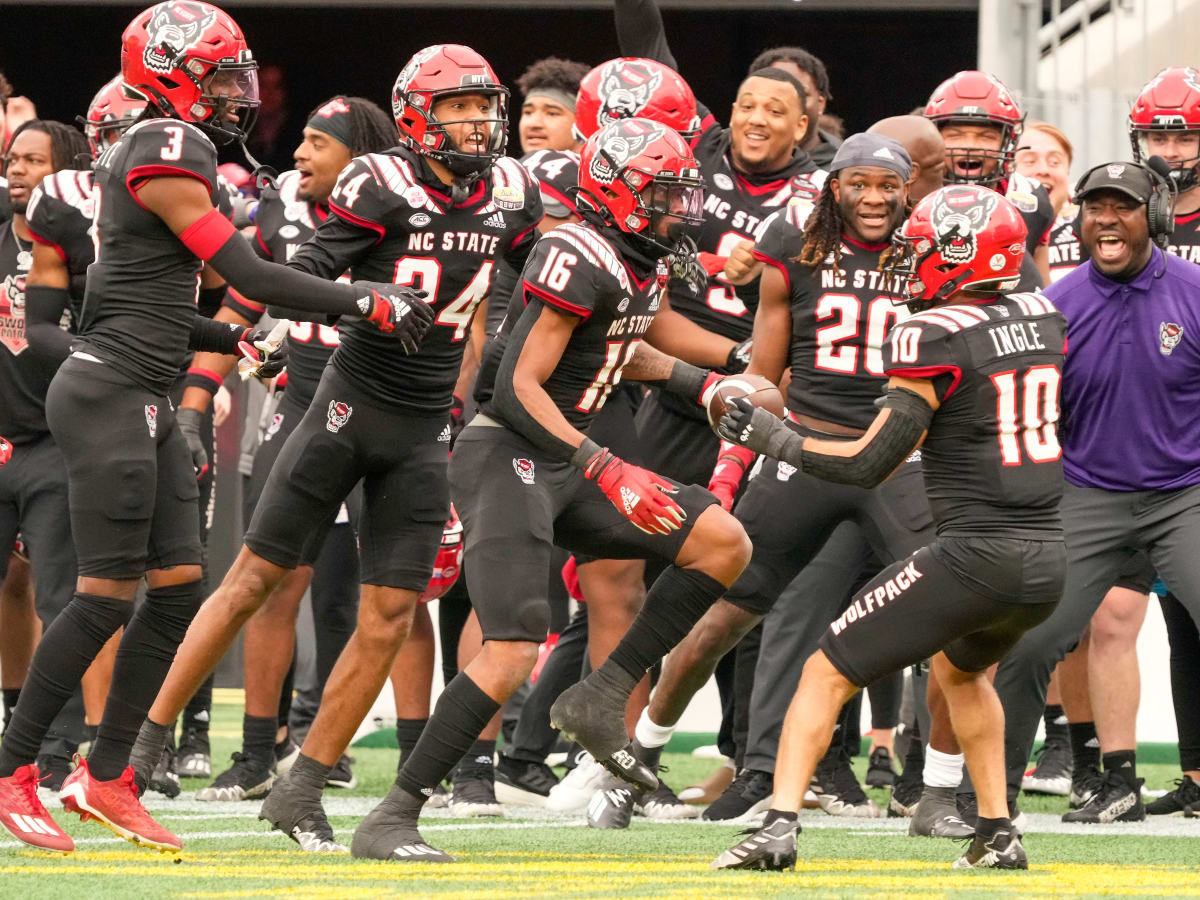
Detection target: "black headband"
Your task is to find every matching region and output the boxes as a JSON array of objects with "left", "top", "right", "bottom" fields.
[{"left": 307, "top": 96, "right": 354, "bottom": 149}]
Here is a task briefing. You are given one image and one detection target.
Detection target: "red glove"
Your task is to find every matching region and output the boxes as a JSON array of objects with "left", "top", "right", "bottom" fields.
[
  {"left": 706, "top": 441, "right": 757, "bottom": 511},
  {"left": 582, "top": 446, "right": 685, "bottom": 535},
  {"left": 0, "top": 436, "right": 11, "bottom": 468}
]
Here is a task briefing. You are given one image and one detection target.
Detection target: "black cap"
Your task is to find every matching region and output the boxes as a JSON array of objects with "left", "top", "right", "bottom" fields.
[
  {"left": 830, "top": 132, "right": 913, "bottom": 181},
  {"left": 1076, "top": 162, "right": 1155, "bottom": 204}
]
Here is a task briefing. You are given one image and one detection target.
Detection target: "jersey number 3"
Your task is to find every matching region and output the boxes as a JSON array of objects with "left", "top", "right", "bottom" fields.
[{"left": 990, "top": 366, "right": 1062, "bottom": 466}]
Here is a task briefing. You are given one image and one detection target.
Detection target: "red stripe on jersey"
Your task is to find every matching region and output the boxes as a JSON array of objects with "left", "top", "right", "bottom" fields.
[
  {"left": 26, "top": 228, "right": 67, "bottom": 262},
  {"left": 74, "top": 170, "right": 90, "bottom": 198},
  {"left": 907, "top": 312, "right": 961, "bottom": 332},
  {"left": 328, "top": 201, "right": 385, "bottom": 242},
  {"left": 735, "top": 173, "right": 788, "bottom": 197},
  {"left": 523, "top": 279, "right": 591, "bottom": 319},
  {"left": 752, "top": 252, "right": 791, "bottom": 293},
  {"left": 254, "top": 227, "right": 272, "bottom": 259},
  {"left": 842, "top": 235, "right": 890, "bottom": 252},
  {"left": 177, "top": 208, "right": 236, "bottom": 261},
  {"left": 126, "top": 165, "right": 213, "bottom": 205},
  {"left": 885, "top": 364, "right": 963, "bottom": 402},
  {"left": 537, "top": 181, "right": 575, "bottom": 213}
]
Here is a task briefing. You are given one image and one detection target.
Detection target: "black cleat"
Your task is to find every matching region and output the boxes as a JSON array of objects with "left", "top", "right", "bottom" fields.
[
  {"left": 1022, "top": 735, "right": 1072, "bottom": 796},
  {"left": 175, "top": 728, "right": 212, "bottom": 779},
  {"left": 549, "top": 680, "right": 657, "bottom": 792},
  {"left": 1147, "top": 775, "right": 1200, "bottom": 816},
  {"left": 711, "top": 817, "right": 798, "bottom": 871},
  {"left": 259, "top": 773, "right": 347, "bottom": 852},
  {"left": 953, "top": 827, "right": 1028, "bottom": 869},
  {"left": 587, "top": 777, "right": 637, "bottom": 830},
  {"left": 494, "top": 755, "right": 558, "bottom": 805},
  {"left": 888, "top": 770, "right": 923, "bottom": 818},
  {"left": 1069, "top": 764, "right": 1104, "bottom": 809},
  {"left": 909, "top": 785, "right": 973, "bottom": 838},
  {"left": 810, "top": 750, "right": 880, "bottom": 817},
  {"left": 866, "top": 747, "right": 897, "bottom": 788},
  {"left": 198, "top": 752, "right": 275, "bottom": 802},
  {"left": 147, "top": 745, "right": 181, "bottom": 798},
  {"left": 352, "top": 791, "right": 454, "bottom": 863},
  {"left": 703, "top": 767, "right": 773, "bottom": 823},
  {"left": 326, "top": 754, "right": 356, "bottom": 790},
  {"left": 1061, "top": 773, "right": 1145, "bottom": 823}
]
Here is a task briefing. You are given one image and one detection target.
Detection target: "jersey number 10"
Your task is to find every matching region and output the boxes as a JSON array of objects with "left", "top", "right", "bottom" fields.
[{"left": 989, "top": 366, "right": 1062, "bottom": 466}]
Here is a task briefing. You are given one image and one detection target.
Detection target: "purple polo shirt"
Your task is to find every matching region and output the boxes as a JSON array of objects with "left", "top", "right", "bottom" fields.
[{"left": 1045, "top": 247, "right": 1200, "bottom": 491}]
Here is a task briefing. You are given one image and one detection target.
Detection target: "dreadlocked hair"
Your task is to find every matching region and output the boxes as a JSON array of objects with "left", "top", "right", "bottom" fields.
[
  {"left": 793, "top": 181, "right": 844, "bottom": 272},
  {"left": 307, "top": 96, "right": 397, "bottom": 158},
  {"left": 6, "top": 119, "right": 91, "bottom": 173}
]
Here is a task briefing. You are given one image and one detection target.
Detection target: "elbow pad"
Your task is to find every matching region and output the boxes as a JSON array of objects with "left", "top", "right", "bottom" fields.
[{"left": 800, "top": 388, "right": 932, "bottom": 488}]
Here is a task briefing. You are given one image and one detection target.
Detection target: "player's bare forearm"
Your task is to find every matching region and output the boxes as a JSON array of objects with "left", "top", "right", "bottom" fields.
[
  {"left": 621, "top": 340, "right": 676, "bottom": 383},
  {"left": 645, "top": 302, "right": 735, "bottom": 367},
  {"left": 744, "top": 265, "right": 791, "bottom": 384}
]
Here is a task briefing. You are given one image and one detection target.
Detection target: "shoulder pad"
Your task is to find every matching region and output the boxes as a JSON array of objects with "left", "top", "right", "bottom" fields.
[
  {"left": 550, "top": 223, "right": 630, "bottom": 290},
  {"left": 42, "top": 170, "right": 95, "bottom": 216}
]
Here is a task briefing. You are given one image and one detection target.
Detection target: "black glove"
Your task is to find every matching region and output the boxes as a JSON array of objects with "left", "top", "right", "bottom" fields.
[
  {"left": 239, "top": 328, "right": 289, "bottom": 379},
  {"left": 355, "top": 283, "right": 434, "bottom": 354},
  {"left": 725, "top": 338, "right": 752, "bottom": 373},
  {"left": 175, "top": 408, "right": 209, "bottom": 480},
  {"left": 717, "top": 396, "right": 792, "bottom": 459}
]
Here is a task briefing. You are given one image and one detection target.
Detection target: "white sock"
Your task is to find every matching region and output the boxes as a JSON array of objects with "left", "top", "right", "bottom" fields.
[
  {"left": 923, "top": 745, "right": 965, "bottom": 788},
  {"left": 634, "top": 708, "right": 675, "bottom": 749}
]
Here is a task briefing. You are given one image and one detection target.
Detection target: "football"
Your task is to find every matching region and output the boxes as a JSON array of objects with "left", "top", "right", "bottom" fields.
[{"left": 704, "top": 374, "right": 786, "bottom": 433}]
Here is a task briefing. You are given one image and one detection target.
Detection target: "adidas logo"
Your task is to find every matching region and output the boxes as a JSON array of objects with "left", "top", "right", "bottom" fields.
[
  {"left": 438, "top": 424, "right": 451, "bottom": 443},
  {"left": 873, "top": 146, "right": 895, "bottom": 160},
  {"left": 619, "top": 486, "right": 641, "bottom": 513},
  {"left": 483, "top": 211, "right": 506, "bottom": 229},
  {"left": 7, "top": 812, "right": 58, "bottom": 836}
]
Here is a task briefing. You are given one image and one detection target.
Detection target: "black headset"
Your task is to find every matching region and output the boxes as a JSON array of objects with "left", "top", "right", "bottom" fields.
[{"left": 1072, "top": 157, "right": 1176, "bottom": 247}]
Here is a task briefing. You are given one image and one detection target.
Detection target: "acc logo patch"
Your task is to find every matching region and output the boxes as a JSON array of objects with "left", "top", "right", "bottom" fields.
[
  {"left": 493, "top": 185, "right": 524, "bottom": 211},
  {"left": 326, "top": 400, "right": 353, "bottom": 433},
  {"left": 1159, "top": 321, "right": 1184, "bottom": 356},
  {"left": 713, "top": 173, "right": 734, "bottom": 192},
  {"left": 409, "top": 212, "right": 431, "bottom": 228},
  {"left": 278, "top": 225, "right": 300, "bottom": 240},
  {"left": 513, "top": 458, "right": 536, "bottom": 484},
  {"left": 145, "top": 404, "right": 157, "bottom": 438}
]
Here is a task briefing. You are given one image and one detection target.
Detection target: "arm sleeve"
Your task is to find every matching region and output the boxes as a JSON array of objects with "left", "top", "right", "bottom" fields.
[
  {"left": 188, "top": 315, "right": 247, "bottom": 354},
  {"left": 614, "top": 0, "right": 679, "bottom": 71},
  {"left": 24, "top": 284, "right": 73, "bottom": 366},
  {"left": 484, "top": 258, "right": 521, "bottom": 339},
  {"left": 197, "top": 285, "right": 228, "bottom": 318},
  {"left": 751, "top": 206, "right": 808, "bottom": 287},
  {"left": 882, "top": 317, "right": 963, "bottom": 402}
]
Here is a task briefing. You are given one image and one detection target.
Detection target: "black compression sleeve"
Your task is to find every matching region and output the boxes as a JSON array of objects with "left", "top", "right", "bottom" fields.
[
  {"left": 490, "top": 301, "right": 579, "bottom": 463},
  {"left": 24, "top": 284, "right": 73, "bottom": 366},
  {"left": 614, "top": 0, "right": 679, "bottom": 70},
  {"left": 197, "top": 285, "right": 228, "bottom": 318},
  {"left": 484, "top": 259, "right": 520, "bottom": 338},
  {"left": 663, "top": 358, "right": 708, "bottom": 401},
  {"left": 206, "top": 227, "right": 363, "bottom": 317},
  {"left": 795, "top": 388, "right": 932, "bottom": 488},
  {"left": 188, "top": 315, "right": 247, "bottom": 354}
]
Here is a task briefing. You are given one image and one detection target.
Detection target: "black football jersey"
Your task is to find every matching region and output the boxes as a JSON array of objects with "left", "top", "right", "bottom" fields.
[
  {"left": 478, "top": 222, "right": 662, "bottom": 431},
  {"left": 26, "top": 168, "right": 96, "bottom": 320},
  {"left": 1165, "top": 208, "right": 1200, "bottom": 264},
  {"left": 0, "top": 221, "right": 54, "bottom": 440},
  {"left": 1000, "top": 173, "right": 1055, "bottom": 256},
  {"left": 1046, "top": 204, "right": 1084, "bottom": 284},
  {"left": 753, "top": 203, "right": 911, "bottom": 431},
  {"left": 241, "top": 169, "right": 342, "bottom": 412},
  {"left": 520, "top": 149, "right": 580, "bottom": 221},
  {"left": 287, "top": 146, "right": 543, "bottom": 413},
  {"left": 76, "top": 118, "right": 221, "bottom": 396},
  {"left": 883, "top": 292, "right": 1066, "bottom": 537}
]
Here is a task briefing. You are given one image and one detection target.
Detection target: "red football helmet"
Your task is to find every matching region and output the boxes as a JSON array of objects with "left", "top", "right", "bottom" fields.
[
  {"left": 924, "top": 70, "right": 1024, "bottom": 187},
  {"left": 391, "top": 45, "right": 509, "bottom": 177},
  {"left": 1129, "top": 67, "right": 1200, "bottom": 192},
  {"left": 83, "top": 75, "right": 148, "bottom": 157},
  {"left": 577, "top": 117, "right": 704, "bottom": 256},
  {"left": 882, "top": 184, "right": 1027, "bottom": 312},
  {"left": 121, "top": 2, "right": 259, "bottom": 144},
  {"left": 420, "top": 506, "right": 463, "bottom": 603},
  {"left": 574, "top": 58, "right": 700, "bottom": 141}
]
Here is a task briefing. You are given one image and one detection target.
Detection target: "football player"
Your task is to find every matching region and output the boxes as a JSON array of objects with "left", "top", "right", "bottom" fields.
[
  {"left": 174, "top": 95, "right": 397, "bottom": 802},
  {"left": 350, "top": 117, "right": 750, "bottom": 863},
  {"left": 924, "top": 70, "right": 1053, "bottom": 285},
  {"left": 0, "top": 120, "right": 91, "bottom": 813},
  {"left": 0, "top": 1, "right": 425, "bottom": 854},
  {"left": 713, "top": 186, "right": 1065, "bottom": 871},
  {"left": 124, "top": 42, "right": 542, "bottom": 853}
]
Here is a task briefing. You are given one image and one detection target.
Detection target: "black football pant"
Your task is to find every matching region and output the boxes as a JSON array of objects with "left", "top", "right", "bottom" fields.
[{"left": 1158, "top": 591, "right": 1200, "bottom": 773}]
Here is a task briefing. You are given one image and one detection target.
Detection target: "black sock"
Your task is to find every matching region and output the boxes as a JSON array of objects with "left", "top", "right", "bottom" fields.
[
  {"left": 396, "top": 718, "right": 428, "bottom": 767},
  {"left": 604, "top": 566, "right": 726, "bottom": 682},
  {"left": 455, "top": 739, "right": 496, "bottom": 780},
  {"left": 1043, "top": 704, "right": 1068, "bottom": 742},
  {"left": 2, "top": 688, "right": 19, "bottom": 730},
  {"left": 763, "top": 808, "right": 798, "bottom": 828},
  {"left": 975, "top": 815, "right": 1010, "bottom": 839},
  {"left": 1069, "top": 721, "right": 1100, "bottom": 773},
  {"left": 183, "top": 675, "right": 214, "bottom": 735},
  {"left": 90, "top": 581, "right": 204, "bottom": 781},
  {"left": 396, "top": 674, "right": 499, "bottom": 799},
  {"left": 0, "top": 593, "right": 132, "bottom": 777},
  {"left": 243, "top": 714, "right": 277, "bottom": 762},
  {"left": 129, "top": 719, "right": 173, "bottom": 792},
  {"left": 902, "top": 723, "right": 924, "bottom": 779},
  {"left": 290, "top": 752, "right": 332, "bottom": 800},
  {"left": 82, "top": 723, "right": 98, "bottom": 747},
  {"left": 633, "top": 739, "right": 663, "bottom": 773},
  {"left": 278, "top": 660, "right": 295, "bottom": 729},
  {"left": 1103, "top": 750, "right": 1138, "bottom": 791}
]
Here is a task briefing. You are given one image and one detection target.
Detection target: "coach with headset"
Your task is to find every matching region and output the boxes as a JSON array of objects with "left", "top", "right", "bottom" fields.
[{"left": 984, "top": 158, "right": 1200, "bottom": 822}]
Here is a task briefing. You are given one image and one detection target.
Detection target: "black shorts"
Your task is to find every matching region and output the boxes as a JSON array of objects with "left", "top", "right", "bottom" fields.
[
  {"left": 723, "top": 433, "right": 934, "bottom": 616},
  {"left": 451, "top": 418, "right": 718, "bottom": 643},
  {"left": 244, "top": 365, "right": 448, "bottom": 590},
  {"left": 820, "top": 536, "right": 1064, "bottom": 687},
  {"left": 1112, "top": 550, "right": 1155, "bottom": 594},
  {"left": 47, "top": 356, "right": 202, "bottom": 578},
  {"left": 634, "top": 390, "right": 719, "bottom": 485}
]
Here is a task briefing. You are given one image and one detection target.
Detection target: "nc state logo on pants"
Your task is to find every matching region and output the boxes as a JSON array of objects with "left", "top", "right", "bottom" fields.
[
  {"left": 145, "top": 404, "right": 157, "bottom": 438},
  {"left": 326, "top": 400, "right": 352, "bottom": 433}
]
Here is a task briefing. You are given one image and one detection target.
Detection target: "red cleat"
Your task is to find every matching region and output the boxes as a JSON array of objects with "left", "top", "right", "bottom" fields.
[
  {"left": 0, "top": 764, "right": 74, "bottom": 852},
  {"left": 59, "top": 758, "right": 180, "bottom": 853}
]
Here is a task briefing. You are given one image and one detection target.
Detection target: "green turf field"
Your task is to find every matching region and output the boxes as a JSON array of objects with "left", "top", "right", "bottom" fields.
[{"left": 3, "top": 691, "right": 1198, "bottom": 898}]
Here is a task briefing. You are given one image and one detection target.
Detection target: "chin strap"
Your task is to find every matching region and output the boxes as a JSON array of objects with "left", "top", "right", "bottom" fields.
[{"left": 238, "top": 141, "right": 278, "bottom": 192}]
